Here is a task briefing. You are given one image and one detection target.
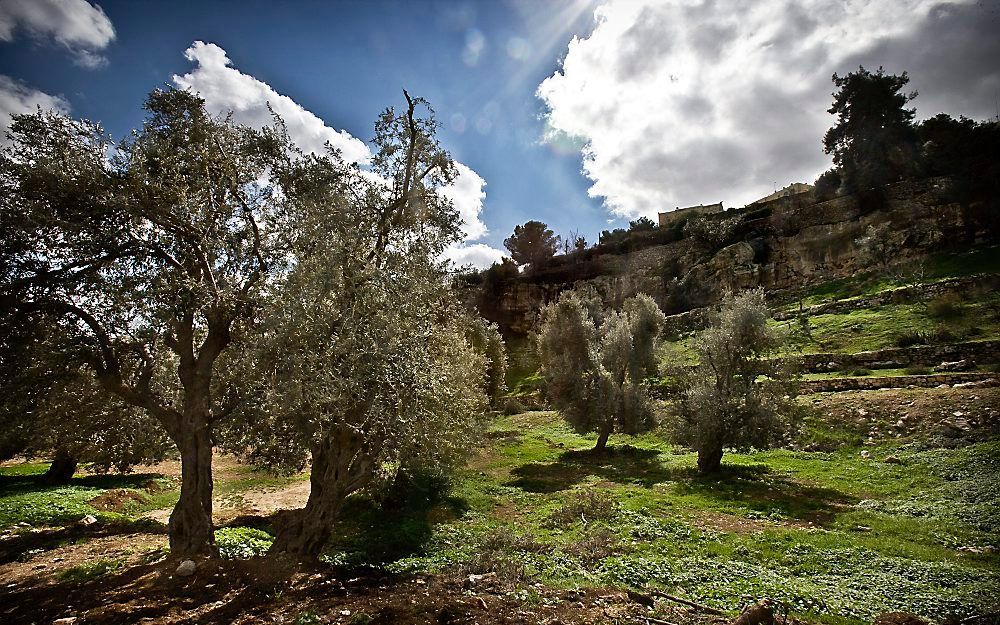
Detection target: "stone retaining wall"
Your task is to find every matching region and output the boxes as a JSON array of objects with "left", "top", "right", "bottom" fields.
[
  {"left": 799, "top": 372, "right": 998, "bottom": 393},
  {"left": 796, "top": 340, "right": 1000, "bottom": 372}
]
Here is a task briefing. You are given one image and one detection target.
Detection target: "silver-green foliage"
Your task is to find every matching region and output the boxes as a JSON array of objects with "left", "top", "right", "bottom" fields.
[
  {"left": 537, "top": 289, "right": 666, "bottom": 448},
  {"left": 465, "top": 317, "right": 507, "bottom": 407},
  {"left": 226, "top": 93, "right": 488, "bottom": 555},
  {"left": 675, "top": 288, "right": 797, "bottom": 472}
]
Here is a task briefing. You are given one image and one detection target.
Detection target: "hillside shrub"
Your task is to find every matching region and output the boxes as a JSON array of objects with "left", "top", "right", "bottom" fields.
[
  {"left": 928, "top": 293, "right": 964, "bottom": 319},
  {"left": 895, "top": 332, "right": 929, "bottom": 348}
]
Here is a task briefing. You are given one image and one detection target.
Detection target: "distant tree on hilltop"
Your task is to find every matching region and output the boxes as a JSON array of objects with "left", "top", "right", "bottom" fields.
[
  {"left": 504, "top": 220, "right": 559, "bottom": 268},
  {"left": 823, "top": 66, "right": 919, "bottom": 193}
]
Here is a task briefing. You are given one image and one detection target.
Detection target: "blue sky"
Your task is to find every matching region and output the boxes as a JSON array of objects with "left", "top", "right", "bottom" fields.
[{"left": 2, "top": 0, "right": 998, "bottom": 267}]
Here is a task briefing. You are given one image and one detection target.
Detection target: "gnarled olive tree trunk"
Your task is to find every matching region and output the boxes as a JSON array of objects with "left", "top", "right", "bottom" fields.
[
  {"left": 42, "top": 448, "right": 78, "bottom": 484},
  {"left": 697, "top": 446, "right": 724, "bottom": 474},
  {"left": 270, "top": 428, "right": 373, "bottom": 559},
  {"left": 168, "top": 423, "right": 216, "bottom": 555}
]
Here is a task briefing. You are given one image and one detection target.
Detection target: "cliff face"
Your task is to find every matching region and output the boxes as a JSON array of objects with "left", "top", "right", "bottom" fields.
[{"left": 477, "top": 178, "right": 997, "bottom": 335}]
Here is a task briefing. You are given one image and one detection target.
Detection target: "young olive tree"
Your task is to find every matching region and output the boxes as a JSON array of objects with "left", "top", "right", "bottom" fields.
[
  {"left": 0, "top": 317, "right": 172, "bottom": 483},
  {"left": 0, "top": 89, "right": 290, "bottom": 555},
  {"left": 675, "top": 289, "right": 797, "bottom": 473},
  {"left": 537, "top": 290, "right": 666, "bottom": 452},
  {"left": 225, "top": 92, "right": 488, "bottom": 558}
]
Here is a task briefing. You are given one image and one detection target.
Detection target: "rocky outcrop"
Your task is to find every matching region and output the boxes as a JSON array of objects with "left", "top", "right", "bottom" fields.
[{"left": 479, "top": 177, "right": 997, "bottom": 335}]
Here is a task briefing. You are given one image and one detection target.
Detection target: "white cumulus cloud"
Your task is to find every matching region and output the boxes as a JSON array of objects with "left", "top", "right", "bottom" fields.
[
  {"left": 538, "top": 0, "right": 999, "bottom": 219},
  {"left": 440, "top": 163, "right": 507, "bottom": 269},
  {"left": 443, "top": 243, "right": 506, "bottom": 270},
  {"left": 0, "top": 0, "right": 115, "bottom": 68},
  {"left": 0, "top": 75, "right": 69, "bottom": 144},
  {"left": 171, "top": 41, "right": 505, "bottom": 267},
  {"left": 439, "top": 162, "right": 489, "bottom": 241},
  {"left": 173, "top": 41, "right": 371, "bottom": 164}
]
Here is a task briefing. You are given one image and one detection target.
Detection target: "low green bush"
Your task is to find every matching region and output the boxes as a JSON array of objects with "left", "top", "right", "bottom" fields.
[
  {"left": 895, "top": 331, "right": 929, "bottom": 348},
  {"left": 215, "top": 526, "right": 273, "bottom": 559}
]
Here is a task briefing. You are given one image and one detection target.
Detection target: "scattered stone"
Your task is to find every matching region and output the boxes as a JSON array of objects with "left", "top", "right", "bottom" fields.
[
  {"left": 872, "top": 361, "right": 902, "bottom": 368},
  {"left": 340, "top": 610, "right": 351, "bottom": 616},
  {"left": 52, "top": 618, "right": 77, "bottom": 625},
  {"left": 884, "top": 455, "right": 902, "bottom": 464},
  {"left": 175, "top": 560, "right": 197, "bottom": 577},
  {"left": 857, "top": 408, "right": 869, "bottom": 417},
  {"left": 860, "top": 450, "right": 871, "bottom": 459},
  {"left": 936, "top": 360, "right": 970, "bottom": 372},
  {"left": 78, "top": 515, "right": 97, "bottom": 526}
]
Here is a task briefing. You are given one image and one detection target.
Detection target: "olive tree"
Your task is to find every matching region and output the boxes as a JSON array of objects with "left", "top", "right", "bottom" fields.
[
  {"left": 466, "top": 317, "right": 507, "bottom": 407},
  {"left": 0, "top": 317, "right": 172, "bottom": 483},
  {"left": 675, "top": 289, "right": 797, "bottom": 473},
  {"left": 224, "top": 93, "right": 488, "bottom": 558},
  {"left": 537, "top": 289, "right": 666, "bottom": 452},
  {"left": 0, "top": 89, "right": 290, "bottom": 555}
]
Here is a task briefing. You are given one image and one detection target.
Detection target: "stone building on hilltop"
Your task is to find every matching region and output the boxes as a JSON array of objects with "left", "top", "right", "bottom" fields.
[{"left": 658, "top": 202, "right": 723, "bottom": 228}]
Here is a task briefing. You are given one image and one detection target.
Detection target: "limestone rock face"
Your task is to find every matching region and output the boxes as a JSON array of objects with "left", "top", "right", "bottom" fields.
[{"left": 477, "top": 178, "right": 995, "bottom": 335}]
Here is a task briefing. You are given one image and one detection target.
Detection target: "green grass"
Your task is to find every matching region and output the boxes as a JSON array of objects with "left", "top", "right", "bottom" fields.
[
  {"left": 784, "top": 246, "right": 1000, "bottom": 308},
  {"left": 331, "top": 411, "right": 1000, "bottom": 625},
  {"left": 57, "top": 557, "right": 126, "bottom": 581},
  {"left": 0, "top": 463, "right": 166, "bottom": 528},
  {"left": 775, "top": 293, "right": 1000, "bottom": 355},
  {"left": 216, "top": 526, "right": 274, "bottom": 559}
]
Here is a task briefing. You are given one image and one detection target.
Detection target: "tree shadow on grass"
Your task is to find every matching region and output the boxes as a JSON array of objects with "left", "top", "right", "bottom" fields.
[
  {"left": 0, "top": 471, "right": 166, "bottom": 497},
  {"left": 508, "top": 445, "right": 671, "bottom": 493},
  {"left": 661, "top": 463, "right": 855, "bottom": 526},
  {"left": 313, "top": 475, "right": 472, "bottom": 566},
  {"left": 508, "top": 447, "right": 854, "bottom": 526}
]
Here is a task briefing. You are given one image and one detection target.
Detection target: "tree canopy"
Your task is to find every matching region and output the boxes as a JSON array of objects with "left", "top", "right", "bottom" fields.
[
  {"left": 504, "top": 220, "right": 560, "bottom": 268},
  {"left": 674, "top": 289, "right": 798, "bottom": 473},
  {"left": 823, "top": 66, "right": 918, "bottom": 193},
  {"left": 0, "top": 87, "right": 489, "bottom": 559},
  {"left": 537, "top": 288, "right": 665, "bottom": 451}
]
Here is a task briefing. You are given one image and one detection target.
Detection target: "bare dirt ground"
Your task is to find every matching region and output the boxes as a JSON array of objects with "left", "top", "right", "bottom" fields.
[
  {"left": 1, "top": 542, "right": 718, "bottom": 625},
  {"left": 802, "top": 386, "right": 1000, "bottom": 446},
  {"left": 135, "top": 456, "right": 312, "bottom": 525}
]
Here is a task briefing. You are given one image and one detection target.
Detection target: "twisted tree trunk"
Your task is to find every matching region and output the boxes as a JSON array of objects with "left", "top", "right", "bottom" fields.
[
  {"left": 697, "top": 445, "right": 724, "bottom": 474},
  {"left": 594, "top": 427, "right": 612, "bottom": 453},
  {"left": 168, "top": 421, "right": 216, "bottom": 556},
  {"left": 270, "top": 428, "right": 372, "bottom": 559},
  {"left": 42, "top": 448, "right": 78, "bottom": 484}
]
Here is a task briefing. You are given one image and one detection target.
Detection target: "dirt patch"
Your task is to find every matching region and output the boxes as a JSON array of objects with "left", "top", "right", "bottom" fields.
[
  {"left": 691, "top": 510, "right": 819, "bottom": 534},
  {"left": 88, "top": 489, "right": 149, "bottom": 512},
  {"left": 0, "top": 530, "right": 166, "bottom": 588},
  {"left": 802, "top": 386, "right": 1000, "bottom": 447},
  {"left": 0, "top": 553, "right": 727, "bottom": 625}
]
